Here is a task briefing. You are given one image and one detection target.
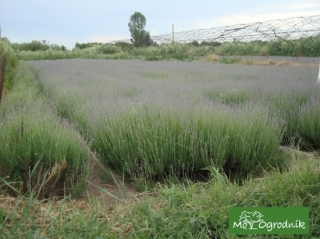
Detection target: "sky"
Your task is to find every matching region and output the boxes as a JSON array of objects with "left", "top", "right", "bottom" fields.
[{"left": 1, "top": 0, "right": 320, "bottom": 50}]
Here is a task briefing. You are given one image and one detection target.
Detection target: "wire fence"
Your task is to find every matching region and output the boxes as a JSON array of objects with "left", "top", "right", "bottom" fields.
[{"left": 110, "top": 15, "right": 320, "bottom": 57}]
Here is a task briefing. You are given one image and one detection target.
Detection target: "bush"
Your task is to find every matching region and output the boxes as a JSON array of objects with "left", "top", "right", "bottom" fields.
[
  {"left": 11, "top": 40, "right": 50, "bottom": 52},
  {"left": 0, "top": 40, "right": 19, "bottom": 88},
  {"left": 98, "top": 44, "right": 122, "bottom": 54}
]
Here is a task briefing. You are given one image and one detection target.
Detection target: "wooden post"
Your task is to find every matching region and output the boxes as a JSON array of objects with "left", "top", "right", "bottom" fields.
[{"left": 0, "top": 56, "right": 6, "bottom": 105}]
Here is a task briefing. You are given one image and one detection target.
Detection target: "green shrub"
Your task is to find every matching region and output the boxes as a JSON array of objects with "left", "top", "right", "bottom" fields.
[
  {"left": 11, "top": 40, "right": 50, "bottom": 51},
  {"left": 0, "top": 40, "right": 19, "bottom": 88},
  {"left": 98, "top": 43, "right": 122, "bottom": 54}
]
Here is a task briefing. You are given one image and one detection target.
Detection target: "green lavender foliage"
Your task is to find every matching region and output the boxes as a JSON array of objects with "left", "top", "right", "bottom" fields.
[
  {"left": 297, "top": 99, "right": 320, "bottom": 150},
  {"left": 28, "top": 60, "right": 317, "bottom": 182},
  {"left": 0, "top": 63, "right": 88, "bottom": 198},
  {"left": 91, "top": 105, "right": 282, "bottom": 180}
]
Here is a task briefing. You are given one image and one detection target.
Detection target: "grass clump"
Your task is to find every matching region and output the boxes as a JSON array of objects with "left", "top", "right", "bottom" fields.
[{"left": 0, "top": 63, "right": 88, "bottom": 198}]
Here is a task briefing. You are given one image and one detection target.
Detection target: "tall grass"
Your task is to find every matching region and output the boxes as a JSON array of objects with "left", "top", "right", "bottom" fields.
[{"left": 0, "top": 63, "right": 88, "bottom": 198}]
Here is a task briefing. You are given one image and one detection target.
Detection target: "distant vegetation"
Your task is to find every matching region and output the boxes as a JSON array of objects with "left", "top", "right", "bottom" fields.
[
  {"left": 2, "top": 34, "right": 319, "bottom": 61},
  {"left": 10, "top": 39, "right": 66, "bottom": 52},
  {"left": 2, "top": 11, "right": 319, "bottom": 62}
]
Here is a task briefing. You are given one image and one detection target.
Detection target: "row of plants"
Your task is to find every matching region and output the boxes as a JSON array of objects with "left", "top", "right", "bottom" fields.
[
  {"left": 27, "top": 59, "right": 320, "bottom": 183},
  {"left": 203, "top": 81, "right": 320, "bottom": 150},
  {"left": 0, "top": 62, "right": 88, "bottom": 198},
  {"left": 91, "top": 104, "right": 283, "bottom": 180}
]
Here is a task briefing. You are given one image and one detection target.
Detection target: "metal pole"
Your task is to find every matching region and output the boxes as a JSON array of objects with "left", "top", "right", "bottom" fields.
[
  {"left": 317, "top": 59, "right": 320, "bottom": 84},
  {"left": 0, "top": 56, "right": 6, "bottom": 105},
  {"left": 172, "top": 24, "right": 174, "bottom": 43}
]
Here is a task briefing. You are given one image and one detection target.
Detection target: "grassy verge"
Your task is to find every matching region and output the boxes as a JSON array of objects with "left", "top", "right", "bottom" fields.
[
  {"left": 1, "top": 152, "right": 319, "bottom": 238},
  {"left": 120, "top": 155, "right": 320, "bottom": 238}
]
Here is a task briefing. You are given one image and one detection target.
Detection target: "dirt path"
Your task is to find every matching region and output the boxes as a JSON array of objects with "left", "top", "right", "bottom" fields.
[
  {"left": 72, "top": 125, "right": 138, "bottom": 205},
  {"left": 84, "top": 156, "right": 138, "bottom": 205}
]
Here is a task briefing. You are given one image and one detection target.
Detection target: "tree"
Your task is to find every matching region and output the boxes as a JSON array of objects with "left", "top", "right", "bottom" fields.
[
  {"left": 128, "top": 11, "right": 148, "bottom": 47},
  {"left": 144, "top": 31, "right": 154, "bottom": 46}
]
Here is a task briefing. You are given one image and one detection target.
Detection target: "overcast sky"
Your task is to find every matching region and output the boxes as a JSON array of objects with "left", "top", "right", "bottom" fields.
[{"left": 1, "top": 0, "right": 320, "bottom": 50}]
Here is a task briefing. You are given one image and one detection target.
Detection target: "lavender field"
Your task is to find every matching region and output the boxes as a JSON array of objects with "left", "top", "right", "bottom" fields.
[{"left": 27, "top": 59, "right": 320, "bottom": 180}]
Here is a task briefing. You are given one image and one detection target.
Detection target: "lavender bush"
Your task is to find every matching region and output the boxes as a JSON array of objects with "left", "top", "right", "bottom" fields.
[
  {"left": 0, "top": 63, "right": 88, "bottom": 198},
  {"left": 27, "top": 59, "right": 319, "bottom": 180}
]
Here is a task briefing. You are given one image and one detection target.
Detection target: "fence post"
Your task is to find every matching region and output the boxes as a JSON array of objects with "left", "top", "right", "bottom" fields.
[{"left": 0, "top": 56, "right": 6, "bottom": 105}]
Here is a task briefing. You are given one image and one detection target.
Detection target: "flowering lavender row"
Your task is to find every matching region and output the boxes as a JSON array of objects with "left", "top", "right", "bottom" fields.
[
  {"left": 27, "top": 59, "right": 320, "bottom": 179},
  {"left": 0, "top": 64, "right": 88, "bottom": 198}
]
